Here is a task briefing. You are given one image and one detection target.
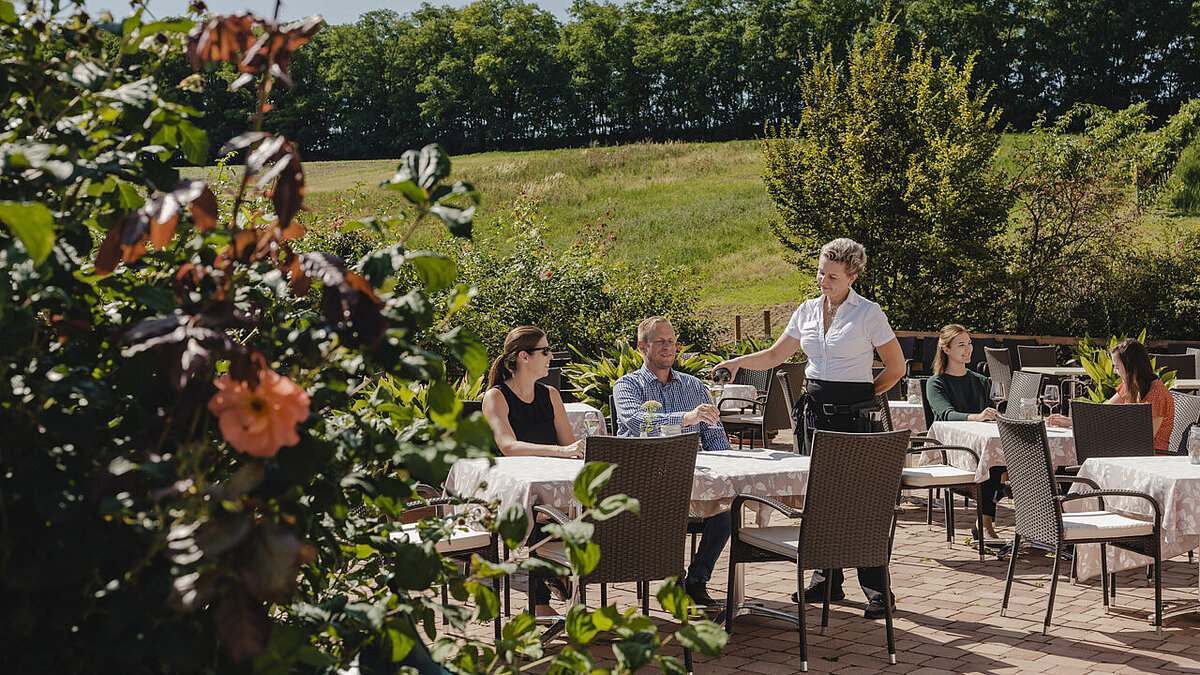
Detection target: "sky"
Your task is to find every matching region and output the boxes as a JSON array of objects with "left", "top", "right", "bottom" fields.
[{"left": 82, "top": 0, "right": 576, "bottom": 24}]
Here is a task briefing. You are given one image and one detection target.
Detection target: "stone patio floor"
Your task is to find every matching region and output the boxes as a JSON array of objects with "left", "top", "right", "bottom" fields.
[{"left": 458, "top": 431, "right": 1200, "bottom": 674}]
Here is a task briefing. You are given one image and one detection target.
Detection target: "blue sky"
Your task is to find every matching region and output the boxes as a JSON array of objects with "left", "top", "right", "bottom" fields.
[{"left": 83, "top": 0, "right": 576, "bottom": 24}]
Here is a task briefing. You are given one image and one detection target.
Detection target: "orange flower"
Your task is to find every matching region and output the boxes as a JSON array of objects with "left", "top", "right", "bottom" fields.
[{"left": 208, "top": 370, "right": 310, "bottom": 457}]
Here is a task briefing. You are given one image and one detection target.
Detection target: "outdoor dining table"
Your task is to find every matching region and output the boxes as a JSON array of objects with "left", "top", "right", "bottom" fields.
[
  {"left": 1068, "top": 456, "right": 1200, "bottom": 619},
  {"left": 563, "top": 401, "right": 610, "bottom": 437},
  {"left": 924, "top": 421, "right": 1077, "bottom": 482},
  {"left": 889, "top": 400, "right": 927, "bottom": 433},
  {"left": 1021, "top": 366, "right": 1087, "bottom": 378},
  {"left": 1171, "top": 378, "right": 1200, "bottom": 392}
]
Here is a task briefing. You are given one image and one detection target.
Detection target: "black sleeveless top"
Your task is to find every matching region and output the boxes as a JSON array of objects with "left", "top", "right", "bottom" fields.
[{"left": 494, "top": 381, "right": 559, "bottom": 446}]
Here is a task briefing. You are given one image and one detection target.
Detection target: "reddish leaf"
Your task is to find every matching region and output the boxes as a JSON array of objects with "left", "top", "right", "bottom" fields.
[
  {"left": 186, "top": 13, "right": 258, "bottom": 71},
  {"left": 218, "top": 131, "right": 268, "bottom": 157},
  {"left": 213, "top": 588, "right": 270, "bottom": 662},
  {"left": 245, "top": 135, "right": 286, "bottom": 178},
  {"left": 191, "top": 187, "right": 219, "bottom": 232},
  {"left": 344, "top": 272, "right": 383, "bottom": 308},
  {"left": 95, "top": 221, "right": 123, "bottom": 275},
  {"left": 229, "top": 229, "right": 258, "bottom": 263},
  {"left": 270, "top": 144, "right": 304, "bottom": 231},
  {"left": 297, "top": 253, "right": 387, "bottom": 345},
  {"left": 285, "top": 254, "right": 311, "bottom": 296},
  {"left": 238, "top": 523, "right": 306, "bottom": 604},
  {"left": 148, "top": 214, "right": 178, "bottom": 250}
]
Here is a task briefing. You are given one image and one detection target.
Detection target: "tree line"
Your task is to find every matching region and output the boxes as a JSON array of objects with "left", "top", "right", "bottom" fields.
[{"left": 165, "top": 0, "right": 1200, "bottom": 160}]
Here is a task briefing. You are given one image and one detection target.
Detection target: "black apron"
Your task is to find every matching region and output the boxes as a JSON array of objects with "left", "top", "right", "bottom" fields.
[{"left": 797, "top": 378, "right": 881, "bottom": 454}]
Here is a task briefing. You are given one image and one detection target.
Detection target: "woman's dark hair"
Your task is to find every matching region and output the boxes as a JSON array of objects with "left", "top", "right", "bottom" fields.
[
  {"left": 487, "top": 326, "right": 546, "bottom": 388},
  {"left": 1110, "top": 338, "right": 1157, "bottom": 402}
]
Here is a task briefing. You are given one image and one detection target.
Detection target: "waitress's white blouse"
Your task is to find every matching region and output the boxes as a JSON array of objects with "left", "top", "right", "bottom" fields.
[{"left": 784, "top": 288, "right": 895, "bottom": 384}]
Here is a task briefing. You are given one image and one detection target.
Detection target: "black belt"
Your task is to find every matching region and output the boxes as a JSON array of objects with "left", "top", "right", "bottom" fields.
[{"left": 820, "top": 403, "right": 856, "bottom": 416}]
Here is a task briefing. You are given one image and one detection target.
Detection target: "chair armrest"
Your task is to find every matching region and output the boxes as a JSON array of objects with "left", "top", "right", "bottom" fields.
[
  {"left": 906, "top": 444, "right": 980, "bottom": 465},
  {"left": 1054, "top": 475, "right": 1099, "bottom": 491},
  {"left": 908, "top": 435, "right": 937, "bottom": 447},
  {"left": 720, "top": 396, "right": 761, "bottom": 413},
  {"left": 532, "top": 504, "right": 572, "bottom": 525},
  {"left": 1058, "top": 489, "right": 1163, "bottom": 523},
  {"left": 732, "top": 493, "right": 802, "bottom": 520}
]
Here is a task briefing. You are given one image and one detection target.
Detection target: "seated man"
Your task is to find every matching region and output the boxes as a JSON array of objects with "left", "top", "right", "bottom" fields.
[{"left": 612, "top": 315, "right": 729, "bottom": 606}]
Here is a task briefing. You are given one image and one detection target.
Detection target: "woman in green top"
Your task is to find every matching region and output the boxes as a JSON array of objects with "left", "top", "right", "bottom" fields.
[{"left": 926, "top": 324, "right": 1003, "bottom": 540}]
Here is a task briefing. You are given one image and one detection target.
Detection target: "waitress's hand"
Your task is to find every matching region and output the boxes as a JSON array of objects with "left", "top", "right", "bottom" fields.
[
  {"left": 711, "top": 359, "right": 739, "bottom": 383},
  {"left": 1046, "top": 413, "right": 1072, "bottom": 428},
  {"left": 968, "top": 407, "right": 998, "bottom": 422}
]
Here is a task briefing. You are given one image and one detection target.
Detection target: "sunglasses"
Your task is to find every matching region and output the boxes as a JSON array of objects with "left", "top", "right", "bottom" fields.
[{"left": 523, "top": 346, "right": 553, "bottom": 356}]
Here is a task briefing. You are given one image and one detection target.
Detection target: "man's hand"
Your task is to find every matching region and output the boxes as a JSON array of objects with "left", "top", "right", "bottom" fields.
[{"left": 682, "top": 403, "right": 721, "bottom": 427}]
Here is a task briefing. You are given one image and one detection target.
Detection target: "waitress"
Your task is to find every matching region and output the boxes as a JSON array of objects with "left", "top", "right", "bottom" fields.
[{"left": 713, "top": 237, "right": 905, "bottom": 620}]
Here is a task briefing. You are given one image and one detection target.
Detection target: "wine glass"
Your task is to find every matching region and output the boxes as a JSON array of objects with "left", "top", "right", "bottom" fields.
[
  {"left": 1042, "top": 384, "right": 1060, "bottom": 417},
  {"left": 582, "top": 410, "right": 602, "bottom": 437},
  {"left": 709, "top": 367, "right": 730, "bottom": 408},
  {"left": 989, "top": 379, "right": 1006, "bottom": 409}
]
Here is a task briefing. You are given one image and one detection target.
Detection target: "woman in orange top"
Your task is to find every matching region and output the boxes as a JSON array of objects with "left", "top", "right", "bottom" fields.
[{"left": 1048, "top": 338, "right": 1175, "bottom": 452}]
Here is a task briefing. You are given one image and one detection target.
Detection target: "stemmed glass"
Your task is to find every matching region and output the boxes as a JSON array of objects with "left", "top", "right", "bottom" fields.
[
  {"left": 1042, "top": 384, "right": 1060, "bottom": 417},
  {"left": 989, "top": 379, "right": 1006, "bottom": 410},
  {"left": 709, "top": 367, "right": 730, "bottom": 410},
  {"left": 582, "top": 410, "right": 602, "bottom": 437}
]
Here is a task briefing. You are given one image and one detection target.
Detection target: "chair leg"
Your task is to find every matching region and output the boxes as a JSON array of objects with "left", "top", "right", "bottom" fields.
[
  {"left": 684, "top": 646, "right": 694, "bottom": 675},
  {"left": 882, "top": 566, "right": 897, "bottom": 666},
  {"left": 642, "top": 582, "right": 650, "bottom": 614},
  {"left": 820, "top": 569, "right": 832, "bottom": 635},
  {"left": 492, "top": 577, "right": 502, "bottom": 641},
  {"left": 945, "top": 489, "right": 955, "bottom": 546},
  {"left": 798, "top": 566, "right": 808, "bottom": 673},
  {"left": 1001, "top": 533, "right": 1021, "bottom": 617},
  {"left": 926, "top": 488, "right": 933, "bottom": 526},
  {"left": 726, "top": 559, "right": 738, "bottom": 633},
  {"left": 975, "top": 486, "right": 985, "bottom": 561},
  {"left": 1099, "top": 543, "right": 1109, "bottom": 608},
  {"left": 1044, "top": 543, "right": 1064, "bottom": 636},
  {"left": 600, "top": 583, "right": 607, "bottom": 606},
  {"left": 1154, "top": 546, "right": 1163, "bottom": 635}
]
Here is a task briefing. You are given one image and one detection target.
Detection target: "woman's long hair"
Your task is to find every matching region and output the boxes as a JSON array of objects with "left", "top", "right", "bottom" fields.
[
  {"left": 1111, "top": 338, "right": 1157, "bottom": 402},
  {"left": 487, "top": 326, "right": 547, "bottom": 388},
  {"left": 933, "top": 324, "right": 969, "bottom": 375}
]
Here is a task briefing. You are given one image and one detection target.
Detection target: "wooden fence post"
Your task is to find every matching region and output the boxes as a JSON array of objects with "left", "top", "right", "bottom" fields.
[
  {"left": 763, "top": 310, "right": 771, "bottom": 339},
  {"left": 734, "top": 315, "right": 742, "bottom": 343}
]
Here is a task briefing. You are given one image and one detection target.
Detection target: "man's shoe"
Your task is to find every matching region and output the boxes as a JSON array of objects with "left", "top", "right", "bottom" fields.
[
  {"left": 790, "top": 583, "right": 846, "bottom": 604},
  {"left": 685, "top": 581, "right": 719, "bottom": 607},
  {"left": 863, "top": 594, "right": 897, "bottom": 619}
]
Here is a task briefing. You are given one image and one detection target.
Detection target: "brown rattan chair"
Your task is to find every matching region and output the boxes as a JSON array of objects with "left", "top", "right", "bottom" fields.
[
  {"left": 721, "top": 369, "right": 793, "bottom": 448},
  {"left": 775, "top": 361, "right": 806, "bottom": 402},
  {"left": 897, "top": 436, "right": 985, "bottom": 560},
  {"left": 1150, "top": 352, "right": 1196, "bottom": 379},
  {"left": 1187, "top": 347, "right": 1200, "bottom": 379},
  {"left": 1005, "top": 371, "right": 1043, "bottom": 415},
  {"left": 984, "top": 347, "right": 1012, "bottom": 397},
  {"left": 1017, "top": 345, "right": 1057, "bottom": 369},
  {"left": 531, "top": 434, "right": 701, "bottom": 661},
  {"left": 1169, "top": 391, "right": 1200, "bottom": 455},
  {"left": 995, "top": 416, "right": 1163, "bottom": 635},
  {"left": 724, "top": 429, "right": 910, "bottom": 671},
  {"left": 1067, "top": 401, "right": 1154, "bottom": 472},
  {"left": 733, "top": 366, "right": 773, "bottom": 400}
]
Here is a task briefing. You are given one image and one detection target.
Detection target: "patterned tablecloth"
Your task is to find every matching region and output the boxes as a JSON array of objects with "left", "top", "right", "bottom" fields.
[
  {"left": 888, "top": 400, "right": 927, "bottom": 432},
  {"left": 924, "top": 421, "right": 1076, "bottom": 483},
  {"left": 563, "top": 402, "right": 609, "bottom": 438},
  {"left": 444, "top": 448, "right": 811, "bottom": 534},
  {"left": 1069, "top": 456, "right": 1200, "bottom": 581}
]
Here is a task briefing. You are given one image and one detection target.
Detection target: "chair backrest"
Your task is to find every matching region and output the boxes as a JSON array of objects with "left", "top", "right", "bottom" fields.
[
  {"left": 875, "top": 396, "right": 894, "bottom": 431},
  {"left": 798, "top": 430, "right": 910, "bottom": 570},
  {"left": 775, "top": 362, "right": 806, "bottom": 402},
  {"left": 872, "top": 366, "right": 904, "bottom": 400},
  {"left": 537, "top": 367, "right": 561, "bottom": 391},
  {"left": 1002, "top": 338, "right": 1037, "bottom": 369},
  {"left": 995, "top": 416, "right": 1062, "bottom": 546},
  {"left": 918, "top": 376, "right": 934, "bottom": 428},
  {"left": 581, "top": 434, "right": 699, "bottom": 584},
  {"left": 1169, "top": 391, "right": 1200, "bottom": 455},
  {"left": 984, "top": 347, "right": 1012, "bottom": 395},
  {"left": 733, "top": 367, "right": 772, "bottom": 396},
  {"left": 608, "top": 394, "right": 619, "bottom": 437},
  {"left": 1017, "top": 345, "right": 1057, "bottom": 369},
  {"left": 1070, "top": 400, "right": 1154, "bottom": 462},
  {"left": 918, "top": 338, "right": 937, "bottom": 375},
  {"left": 1006, "top": 370, "right": 1043, "bottom": 412},
  {"left": 1150, "top": 352, "right": 1196, "bottom": 379},
  {"left": 460, "top": 400, "right": 483, "bottom": 417},
  {"left": 968, "top": 337, "right": 994, "bottom": 374},
  {"left": 762, "top": 368, "right": 794, "bottom": 434},
  {"left": 1187, "top": 347, "right": 1200, "bottom": 380}
]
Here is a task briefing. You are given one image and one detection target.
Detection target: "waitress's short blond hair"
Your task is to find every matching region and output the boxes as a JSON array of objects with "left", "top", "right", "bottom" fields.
[{"left": 820, "top": 238, "right": 867, "bottom": 276}]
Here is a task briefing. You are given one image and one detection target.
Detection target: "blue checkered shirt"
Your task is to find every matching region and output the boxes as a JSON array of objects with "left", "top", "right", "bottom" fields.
[{"left": 613, "top": 365, "right": 731, "bottom": 451}]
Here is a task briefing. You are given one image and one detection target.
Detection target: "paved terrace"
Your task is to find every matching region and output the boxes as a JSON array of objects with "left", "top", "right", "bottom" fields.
[{"left": 459, "top": 430, "right": 1200, "bottom": 674}]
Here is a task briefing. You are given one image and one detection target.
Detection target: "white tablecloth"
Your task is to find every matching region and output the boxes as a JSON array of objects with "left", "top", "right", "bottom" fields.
[
  {"left": 889, "top": 400, "right": 927, "bottom": 432},
  {"left": 444, "top": 448, "right": 811, "bottom": 533},
  {"left": 563, "top": 402, "right": 609, "bottom": 438},
  {"left": 924, "top": 421, "right": 1076, "bottom": 482},
  {"left": 1069, "top": 456, "right": 1200, "bottom": 581}
]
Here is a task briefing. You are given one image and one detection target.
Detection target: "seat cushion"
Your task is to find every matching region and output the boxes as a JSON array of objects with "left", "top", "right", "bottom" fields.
[
  {"left": 1062, "top": 511, "right": 1155, "bottom": 541},
  {"left": 901, "top": 465, "right": 976, "bottom": 488},
  {"left": 534, "top": 541, "right": 570, "bottom": 566},
  {"left": 720, "top": 414, "right": 763, "bottom": 425},
  {"left": 737, "top": 525, "right": 799, "bottom": 559},
  {"left": 390, "top": 524, "right": 493, "bottom": 553}
]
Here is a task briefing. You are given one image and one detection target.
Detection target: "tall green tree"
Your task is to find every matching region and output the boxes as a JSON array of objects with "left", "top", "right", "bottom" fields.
[{"left": 762, "top": 15, "right": 1011, "bottom": 329}]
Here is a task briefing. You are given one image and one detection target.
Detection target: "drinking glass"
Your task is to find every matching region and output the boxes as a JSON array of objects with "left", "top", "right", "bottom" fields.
[
  {"left": 989, "top": 379, "right": 1006, "bottom": 408},
  {"left": 1019, "top": 397, "right": 1038, "bottom": 420},
  {"left": 1042, "top": 384, "right": 1060, "bottom": 416},
  {"left": 582, "top": 410, "right": 602, "bottom": 437},
  {"left": 906, "top": 379, "right": 921, "bottom": 404},
  {"left": 1188, "top": 427, "right": 1200, "bottom": 465}
]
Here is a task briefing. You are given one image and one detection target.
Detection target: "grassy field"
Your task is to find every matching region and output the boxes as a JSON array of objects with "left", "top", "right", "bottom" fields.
[{"left": 185, "top": 135, "right": 1199, "bottom": 328}]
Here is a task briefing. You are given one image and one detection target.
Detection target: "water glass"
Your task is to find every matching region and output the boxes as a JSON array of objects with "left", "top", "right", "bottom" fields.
[
  {"left": 1188, "top": 427, "right": 1200, "bottom": 465},
  {"left": 906, "top": 379, "right": 921, "bottom": 404},
  {"left": 661, "top": 423, "right": 682, "bottom": 437},
  {"left": 582, "top": 411, "right": 602, "bottom": 437},
  {"left": 1019, "top": 397, "right": 1038, "bottom": 420}
]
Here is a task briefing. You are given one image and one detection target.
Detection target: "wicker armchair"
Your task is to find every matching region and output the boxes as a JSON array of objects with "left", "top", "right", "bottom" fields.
[
  {"left": 1017, "top": 345, "right": 1057, "bottom": 369},
  {"left": 995, "top": 416, "right": 1163, "bottom": 635},
  {"left": 721, "top": 369, "right": 793, "bottom": 448},
  {"left": 724, "top": 429, "right": 910, "bottom": 671},
  {"left": 899, "top": 440, "right": 985, "bottom": 560},
  {"left": 530, "top": 434, "right": 700, "bottom": 658},
  {"left": 984, "top": 347, "right": 1012, "bottom": 397},
  {"left": 1067, "top": 401, "right": 1154, "bottom": 471},
  {"left": 1169, "top": 391, "right": 1200, "bottom": 454},
  {"left": 1005, "top": 371, "right": 1043, "bottom": 415},
  {"left": 733, "top": 366, "right": 773, "bottom": 399},
  {"left": 1150, "top": 352, "right": 1196, "bottom": 379}
]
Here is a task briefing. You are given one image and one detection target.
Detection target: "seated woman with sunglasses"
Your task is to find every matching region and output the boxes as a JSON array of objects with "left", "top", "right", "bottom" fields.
[{"left": 481, "top": 326, "right": 584, "bottom": 617}]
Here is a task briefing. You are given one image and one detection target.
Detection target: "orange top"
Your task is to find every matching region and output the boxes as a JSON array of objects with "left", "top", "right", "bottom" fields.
[{"left": 1116, "top": 379, "right": 1175, "bottom": 452}]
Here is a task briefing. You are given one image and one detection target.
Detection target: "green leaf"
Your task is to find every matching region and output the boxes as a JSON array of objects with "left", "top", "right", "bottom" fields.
[
  {"left": 0, "top": 201, "right": 56, "bottom": 264},
  {"left": 659, "top": 655, "right": 687, "bottom": 675},
  {"left": 565, "top": 605, "right": 599, "bottom": 644},
  {"left": 383, "top": 179, "right": 427, "bottom": 205},
  {"left": 116, "top": 182, "right": 145, "bottom": 210},
  {"left": 430, "top": 180, "right": 480, "bottom": 205},
  {"left": 591, "top": 605, "right": 620, "bottom": 631},
  {"left": 572, "top": 461, "right": 614, "bottom": 507},
  {"left": 426, "top": 380, "right": 460, "bottom": 428},
  {"left": 566, "top": 541, "right": 600, "bottom": 576},
  {"left": 405, "top": 250, "right": 456, "bottom": 293},
  {"left": 177, "top": 121, "right": 209, "bottom": 166},
  {"left": 591, "top": 494, "right": 639, "bottom": 521},
  {"left": 546, "top": 646, "right": 592, "bottom": 675},
  {"left": 496, "top": 504, "right": 530, "bottom": 551},
  {"left": 427, "top": 203, "right": 474, "bottom": 238},
  {"left": 381, "top": 619, "right": 417, "bottom": 663},
  {"left": 655, "top": 578, "right": 692, "bottom": 622},
  {"left": 417, "top": 143, "right": 451, "bottom": 190},
  {"left": 0, "top": 1, "right": 16, "bottom": 24},
  {"left": 543, "top": 520, "right": 594, "bottom": 548},
  {"left": 360, "top": 243, "right": 405, "bottom": 287},
  {"left": 440, "top": 326, "right": 489, "bottom": 379},
  {"left": 471, "top": 556, "right": 518, "bottom": 579},
  {"left": 501, "top": 613, "right": 536, "bottom": 641},
  {"left": 612, "top": 632, "right": 657, "bottom": 671},
  {"left": 465, "top": 581, "right": 500, "bottom": 622},
  {"left": 518, "top": 557, "right": 568, "bottom": 577},
  {"left": 675, "top": 621, "right": 728, "bottom": 657}
]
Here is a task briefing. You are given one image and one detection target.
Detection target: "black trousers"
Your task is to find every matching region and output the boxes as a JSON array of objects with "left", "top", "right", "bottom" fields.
[{"left": 802, "top": 379, "right": 887, "bottom": 604}]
